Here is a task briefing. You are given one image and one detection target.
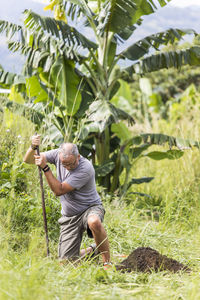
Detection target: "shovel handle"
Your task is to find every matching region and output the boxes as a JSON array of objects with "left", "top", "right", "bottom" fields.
[{"left": 35, "top": 137, "right": 50, "bottom": 256}]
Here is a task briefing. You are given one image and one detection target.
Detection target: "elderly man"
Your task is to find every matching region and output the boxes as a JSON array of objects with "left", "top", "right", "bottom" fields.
[{"left": 24, "top": 134, "right": 111, "bottom": 268}]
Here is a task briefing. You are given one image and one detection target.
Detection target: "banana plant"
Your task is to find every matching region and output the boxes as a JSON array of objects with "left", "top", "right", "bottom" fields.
[
  {"left": 1, "top": 0, "right": 200, "bottom": 197},
  {"left": 113, "top": 132, "right": 200, "bottom": 199}
]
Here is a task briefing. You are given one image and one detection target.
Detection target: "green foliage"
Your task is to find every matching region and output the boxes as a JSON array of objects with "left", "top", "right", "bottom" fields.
[
  {"left": 0, "top": 123, "right": 60, "bottom": 251},
  {"left": 129, "top": 38, "right": 200, "bottom": 122},
  {"left": 120, "top": 28, "right": 196, "bottom": 61},
  {"left": 145, "top": 149, "right": 184, "bottom": 160},
  {"left": 0, "top": 129, "right": 26, "bottom": 196}
]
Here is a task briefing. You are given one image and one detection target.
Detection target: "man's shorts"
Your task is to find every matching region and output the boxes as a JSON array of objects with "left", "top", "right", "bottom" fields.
[{"left": 58, "top": 205, "right": 105, "bottom": 260}]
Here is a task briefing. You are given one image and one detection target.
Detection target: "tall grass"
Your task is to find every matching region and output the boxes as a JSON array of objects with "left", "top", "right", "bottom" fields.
[
  {"left": 129, "top": 103, "right": 200, "bottom": 228},
  {"left": 1, "top": 106, "right": 200, "bottom": 299},
  {"left": 1, "top": 202, "right": 200, "bottom": 300}
]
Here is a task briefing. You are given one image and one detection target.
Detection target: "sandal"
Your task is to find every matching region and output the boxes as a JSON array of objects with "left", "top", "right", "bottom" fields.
[
  {"left": 89, "top": 243, "right": 100, "bottom": 258},
  {"left": 103, "top": 262, "right": 112, "bottom": 270}
]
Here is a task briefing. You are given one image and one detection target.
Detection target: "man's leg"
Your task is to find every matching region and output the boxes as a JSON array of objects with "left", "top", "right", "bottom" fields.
[
  {"left": 87, "top": 214, "right": 110, "bottom": 263},
  {"left": 58, "top": 215, "right": 83, "bottom": 260}
]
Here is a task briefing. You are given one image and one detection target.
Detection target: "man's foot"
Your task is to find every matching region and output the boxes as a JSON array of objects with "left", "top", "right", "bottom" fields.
[
  {"left": 80, "top": 243, "right": 100, "bottom": 260},
  {"left": 103, "top": 262, "right": 112, "bottom": 270},
  {"left": 89, "top": 243, "right": 100, "bottom": 258}
]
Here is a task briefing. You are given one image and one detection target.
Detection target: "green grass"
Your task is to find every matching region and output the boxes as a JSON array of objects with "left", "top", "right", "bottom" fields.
[{"left": 1, "top": 204, "right": 200, "bottom": 300}]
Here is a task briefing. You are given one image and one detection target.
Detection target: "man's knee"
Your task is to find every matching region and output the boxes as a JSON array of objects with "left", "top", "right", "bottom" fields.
[{"left": 88, "top": 215, "right": 102, "bottom": 232}]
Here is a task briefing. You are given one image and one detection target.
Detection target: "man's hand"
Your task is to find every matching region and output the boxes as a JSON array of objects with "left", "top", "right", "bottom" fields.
[
  {"left": 24, "top": 134, "right": 42, "bottom": 164},
  {"left": 34, "top": 154, "right": 47, "bottom": 169},
  {"left": 31, "top": 134, "right": 41, "bottom": 148}
]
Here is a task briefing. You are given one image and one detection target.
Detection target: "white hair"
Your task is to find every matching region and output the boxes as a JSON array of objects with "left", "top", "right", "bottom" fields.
[{"left": 58, "top": 143, "right": 79, "bottom": 159}]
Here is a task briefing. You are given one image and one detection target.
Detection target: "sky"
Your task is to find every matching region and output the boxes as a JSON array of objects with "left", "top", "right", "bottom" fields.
[
  {"left": 31, "top": 0, "right": 200, "bottom": 7},
  {"left": 170, "top": 0, "right": 200, "bottom": 7}
]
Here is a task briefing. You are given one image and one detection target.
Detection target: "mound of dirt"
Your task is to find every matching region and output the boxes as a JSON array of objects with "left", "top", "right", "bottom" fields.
[{"left": 115, "top": 247, "right": 191, "bottom": 273}]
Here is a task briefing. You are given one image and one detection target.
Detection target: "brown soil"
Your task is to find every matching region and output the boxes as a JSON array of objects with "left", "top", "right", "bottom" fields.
[{"left": 115, "top": 247, "right": 191, "bottom": 273}]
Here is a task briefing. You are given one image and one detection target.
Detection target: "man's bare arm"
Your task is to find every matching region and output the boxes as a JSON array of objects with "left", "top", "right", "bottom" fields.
[
  {"left": 34, "top": 154, "right": 74, "bottom": 196},
  {"left": 24, "top": 134, "right": 42, "bottom": 164},
  {"left": 43, "top": 168, "right": 74, "bottom": 196},
  {"left": 24, "top": 149, "right": 46, "bottom": 165},
  {"left": 24, "top": 134, "right": 74, "bottom": 196},
  {"left": 23, "top": 146, "right": 37, "bottom": 164}
]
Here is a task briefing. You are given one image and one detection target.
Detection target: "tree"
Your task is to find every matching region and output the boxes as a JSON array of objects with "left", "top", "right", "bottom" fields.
[{"left": 1, "top": 0, "right": 200, "bottom": 197}]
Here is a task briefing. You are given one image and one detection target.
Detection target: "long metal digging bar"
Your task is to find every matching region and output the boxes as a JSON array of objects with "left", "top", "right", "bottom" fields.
[{"left": 36, "top": 145, "right": 50, "bottom": 257}]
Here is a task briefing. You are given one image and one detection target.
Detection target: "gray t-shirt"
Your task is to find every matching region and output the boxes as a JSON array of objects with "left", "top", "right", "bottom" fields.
[{"left": 44, "top": 149, "right": 102, "bottom": 216}]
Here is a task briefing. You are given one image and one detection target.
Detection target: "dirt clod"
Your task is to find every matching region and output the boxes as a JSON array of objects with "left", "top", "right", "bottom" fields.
[{"left": 115, "top": 247, "right": 191, "bottom": 273}]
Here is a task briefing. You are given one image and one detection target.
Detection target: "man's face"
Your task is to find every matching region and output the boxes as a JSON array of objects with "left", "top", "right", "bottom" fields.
[{"left": 59, "top": 153, "right": 80, "bottom": 171}]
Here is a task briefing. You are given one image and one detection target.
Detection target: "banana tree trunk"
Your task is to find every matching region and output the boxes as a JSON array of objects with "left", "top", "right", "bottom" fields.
[
  {"left": 110, "top": 150, "right": 121, "bottom": 193},
  {"left": 95, "top": 127, "right": 110, "bottom": 190}
]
